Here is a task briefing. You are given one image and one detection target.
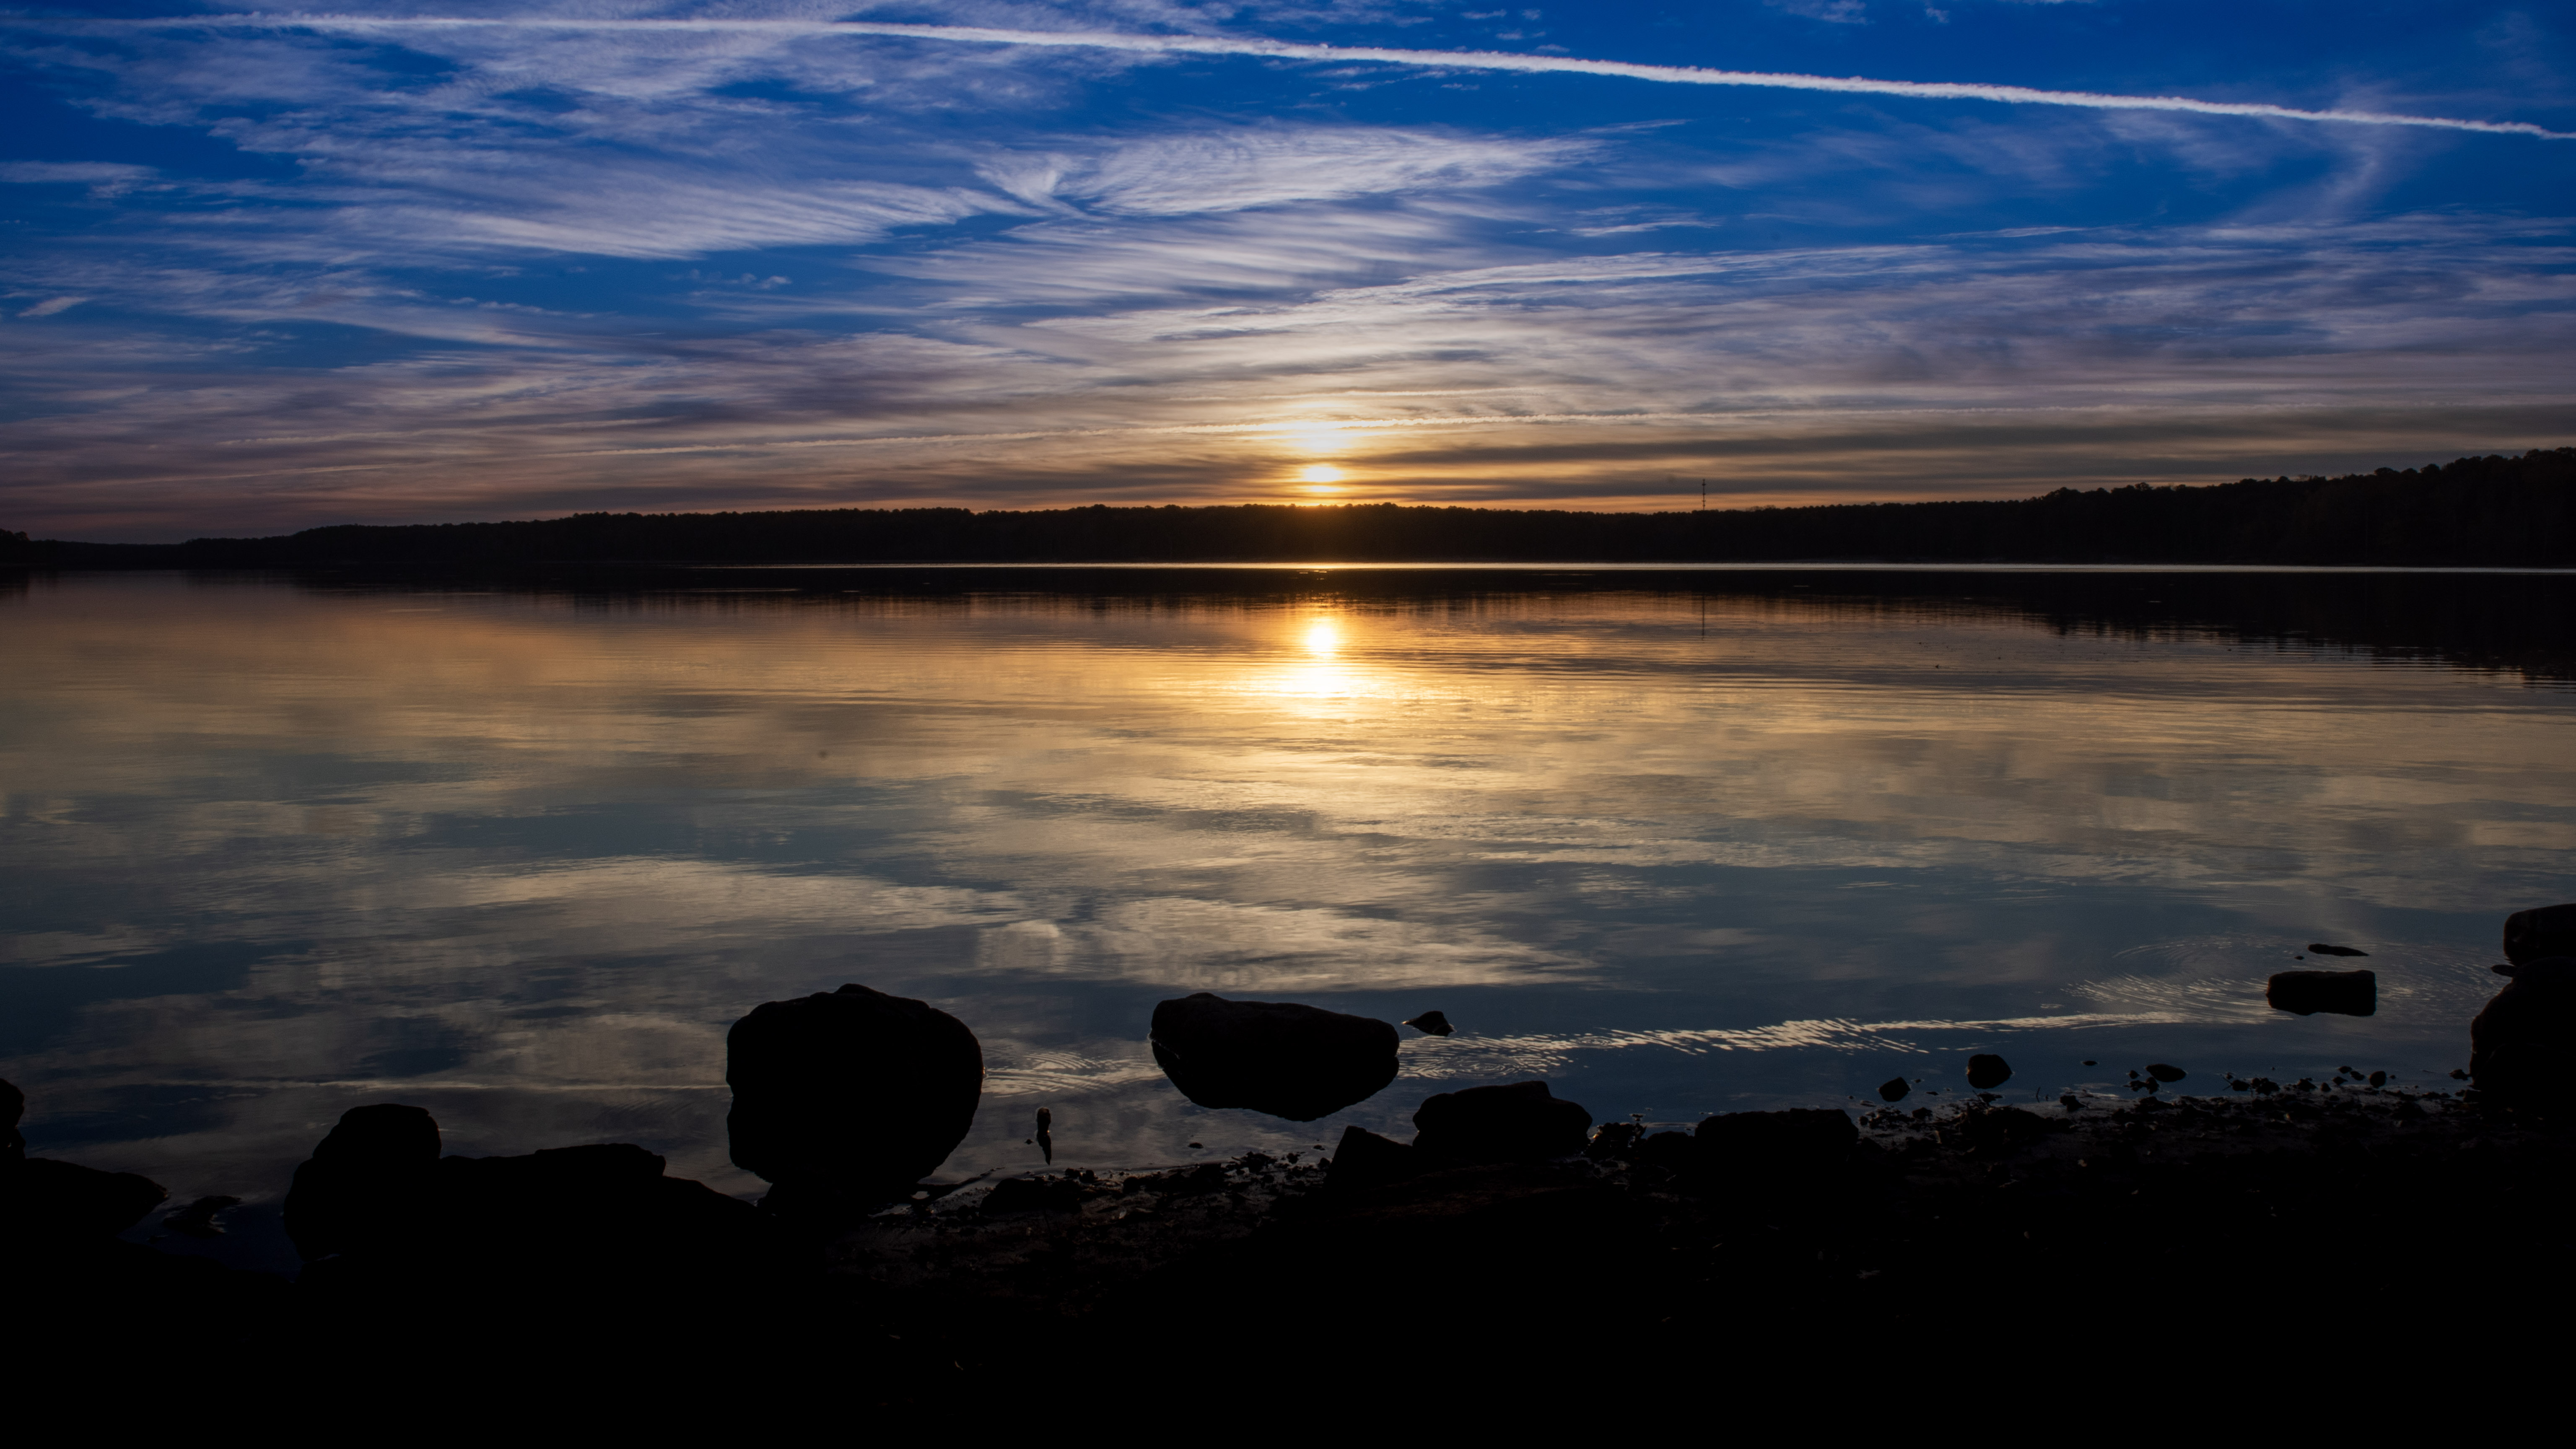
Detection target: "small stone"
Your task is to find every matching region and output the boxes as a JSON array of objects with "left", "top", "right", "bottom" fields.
[
  {"left": 1966, "top": 1054, "right": 2012, "bottom": 1090},
  {"left": 2368, "top": 1071, "right": 2387, "bottom": 1087},
  {"left": 2145, "top": 1063, "right": 2186, "bottom": 1083},
  {"left": 1878, "top": 1076, "right": 1910, "bottom": 1103}
]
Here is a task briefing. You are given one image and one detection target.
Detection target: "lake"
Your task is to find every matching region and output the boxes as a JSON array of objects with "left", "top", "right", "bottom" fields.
[{"left": 5, "top": 565, "right": 2571, "bottom": 1272}]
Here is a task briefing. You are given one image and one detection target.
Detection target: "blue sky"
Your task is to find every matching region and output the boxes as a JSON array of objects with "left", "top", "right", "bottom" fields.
[{"left": 3, "top": 3, "right": 2572, "bottom": 539}]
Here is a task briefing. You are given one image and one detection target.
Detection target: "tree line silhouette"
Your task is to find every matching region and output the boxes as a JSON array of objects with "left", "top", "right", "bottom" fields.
[{"left": 7, "top": 448, "right": 2569, "bottom": 567}]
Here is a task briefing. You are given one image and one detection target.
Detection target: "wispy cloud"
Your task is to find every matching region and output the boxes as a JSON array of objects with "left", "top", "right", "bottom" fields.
[{"left": 37, "top": 13, "right": 2576, "bottom": 140}]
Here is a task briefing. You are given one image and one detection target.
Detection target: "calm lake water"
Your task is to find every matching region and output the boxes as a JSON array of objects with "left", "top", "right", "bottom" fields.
[{"left": 5, "top": 566, "right": 2572, "bottom": 1272}]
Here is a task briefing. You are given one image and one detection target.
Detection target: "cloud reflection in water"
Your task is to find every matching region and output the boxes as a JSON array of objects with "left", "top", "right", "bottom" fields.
[{"left": 0, "top": 573, "right": 2568, "bottom": 1240}]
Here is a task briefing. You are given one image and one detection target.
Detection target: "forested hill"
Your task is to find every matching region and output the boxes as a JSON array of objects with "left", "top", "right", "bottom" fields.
[{"left": 9, "top": 448, "right": 2571, "bottom": 568}]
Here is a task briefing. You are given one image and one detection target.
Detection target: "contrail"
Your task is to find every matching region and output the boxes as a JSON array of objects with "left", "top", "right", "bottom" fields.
[{"left": 36, "top": 13, "right": 2574, "bottom": 142}]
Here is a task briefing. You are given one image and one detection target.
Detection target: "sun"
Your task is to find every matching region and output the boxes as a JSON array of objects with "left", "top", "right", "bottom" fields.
[{"left": 1299, "top": 464, "right": 1344, "bottom": 484}]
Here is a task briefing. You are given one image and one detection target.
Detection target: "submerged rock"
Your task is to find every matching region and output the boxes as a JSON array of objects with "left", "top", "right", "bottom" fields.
[
  {"left": 2470, "top": 956, "right": 2576, "bottom": 1101},
  {"left": 1413, "top": 1081, "right": 1592, "bottom": 1164},
  {"left": 2306, "top": 943, "right": 2370, "bottom": 957},
  {"left": 1966, "top": 1054, "right": 2013, "bottom": 1090},
  {"left": 2503, "top": 904, "right": 2576, "bottom": 966},
  {"left": 727, "top": 982, "right": 985, "bottom": 1198},
  {"left": 1150, "top": 993, "right": 1398, "bottom": 1121},
  {"left": 2267, "top": 969, "right": 2377, "bottom": 1017}
]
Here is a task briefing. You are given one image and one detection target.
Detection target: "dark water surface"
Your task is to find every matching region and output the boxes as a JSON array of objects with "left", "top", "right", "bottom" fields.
[{"left": 5, "top": 566, "right": 2572, "bottom": 1270}]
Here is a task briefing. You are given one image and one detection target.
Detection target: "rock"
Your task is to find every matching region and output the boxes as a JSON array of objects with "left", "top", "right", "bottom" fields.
[
  {"left": 289, "top": 1122, "right": 772, "bottom": 1301},
  {"left": 1878, "top": 1076, "right": 1910, "bottom": 1103},
  {"left": 2306, "top": 943, "right": 2370, "bottom": 957},
  {"left": 2470, "top": 956, "right": 2576, "bottom": 1100},
  {"left": 284, "top": 1103, "right": 444, "bottom": 1261},
  {"left": 1694, "top": 1108, "right": 1858, "bottom": 1171},
  {"left": 1401, "top": 1011, "right": 1454, "bottom": 1037},
  {"left": 2267, "top": 969, "right": 2376, "bottom": 1016},
  {"left": 1, "top": 1158, "right": 168, "bottom": 1238},
  {"left": 726, "top": 982, "right": 985, "bottom": 1196},
  {"left": 2503, "top": 905, "right": 2576, "bottom": 966},
  {"left": 1412, "top": 1081, "right": 1592, "bottom": 1165},
  {"left": 2145, "top": 1063, "right": 2186, "bottom": 1083},
  {"left": 1149, "top": 993, "right": 1398, "bottom": 1121},
  {"left": 1324, "top": 1125, "right": 1422, "bottom": 1191},
  {"left": 1966, "top": 1054, "right": 2012, "bottom": 1090}
]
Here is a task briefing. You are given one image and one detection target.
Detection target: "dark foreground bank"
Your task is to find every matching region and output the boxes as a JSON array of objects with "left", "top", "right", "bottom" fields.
[{"left": 10, "top": 1076, "right": 2574, "bottom": 1413}]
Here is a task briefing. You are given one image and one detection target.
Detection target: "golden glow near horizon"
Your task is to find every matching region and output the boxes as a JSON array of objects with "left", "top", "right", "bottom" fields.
[{"left": 1298, "top": 464, "right": 1344, "bottom": 485}]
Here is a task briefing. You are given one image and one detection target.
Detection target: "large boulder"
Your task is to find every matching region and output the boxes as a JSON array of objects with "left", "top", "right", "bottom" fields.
[
  {"left": 1412, "top": 1081, "right": 1592, "bottom": 1164},
  {"left": 2504, "top": 905, "right": 2576, "bottom": 965},
  {"left": 2471, "top": 956, "right": 2576, "bottom": 1101},
  {"left": 284, "top": 1102, "right": 443, "bottom": 1261},
  {"left": 727, "top": 982, "right": 985, "bottom": 1196},
  {"left": 2267, "top": 969, "right": 2376, "bottom": 1016},
  {"left": 1149, "top": 993, "right": 1398, "bottom": 1121}
]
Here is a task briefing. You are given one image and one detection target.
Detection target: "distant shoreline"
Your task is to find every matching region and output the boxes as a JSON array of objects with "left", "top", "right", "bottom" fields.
[{"left": 7, "top": 447, "right": 2570, "bottom": 569}]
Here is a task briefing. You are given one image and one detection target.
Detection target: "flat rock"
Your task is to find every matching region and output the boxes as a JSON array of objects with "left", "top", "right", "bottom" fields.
[
  {"left": 2267, "top": 969, "right": 2377, "bottom": 1017},
  {"left": 2, "top": 1157, "right": 168, "bottom": 1239},
  {"left": 1413, "top": 1081, "right": 1592, "bottom": 1164},
  {"left": 1149, "top": 993, "right": 1398, "bottom": 1121}
]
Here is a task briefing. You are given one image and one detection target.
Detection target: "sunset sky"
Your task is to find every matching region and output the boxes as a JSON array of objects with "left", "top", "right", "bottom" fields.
[{"left": 3, "top": 2, "right": 2572, "bottom": 540}]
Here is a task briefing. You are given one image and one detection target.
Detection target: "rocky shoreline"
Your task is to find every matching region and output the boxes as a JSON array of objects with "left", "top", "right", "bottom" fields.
[{"left": 11, "top": 904, "right": 2575, "bottom": 1405}]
